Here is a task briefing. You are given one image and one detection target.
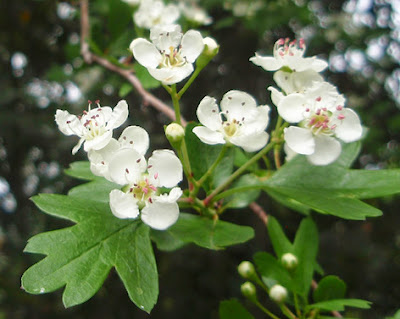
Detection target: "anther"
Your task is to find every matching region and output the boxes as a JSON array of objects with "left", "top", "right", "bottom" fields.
[
  {"left": 316, "top": 96, "right": 322, "bottom": 102},
  {"left": 125, "top": 168, "right": 129, "bottom": 174},
  {"left": 136, "top": 158, "right": 141, "bottom": 163},
  {"left": 338, "top": 114, "right": 345, "bottom": 120}
]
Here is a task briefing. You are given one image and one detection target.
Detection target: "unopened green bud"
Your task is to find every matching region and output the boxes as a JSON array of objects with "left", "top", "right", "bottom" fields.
[
  {"left": 269, "top": 284, "right": 287, "bottom": 303},
  {"left": 238, "top": 261, "right": 256, "bottom": 279},
  {"left": 196, "top": 37, "right": 219, "bottom": 69},
  {"left": 165, "top": 123, "right": 185, "bottom": 148},
  {"left": 241, "top": 281, "right": 257, "bottom": 302},
  {"left": 281, "top": 253, "right": 298, "bottom": 270}
]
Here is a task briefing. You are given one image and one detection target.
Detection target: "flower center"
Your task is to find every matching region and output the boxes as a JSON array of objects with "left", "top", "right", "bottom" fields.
[
  {"left": 82, "top": 107, "right": 107, "bottom": 140},
  {"left": 128, "top": 176, "right": 158, "bottom": 208},
  {"left": 160, "top": 46, "right": 186, "bottom": 68},
  {"left": 304, "top": 108, "right": 335, "bottom": 136},
  {"left": 223, "top": 120, "right": 239, "bottom": 137}
]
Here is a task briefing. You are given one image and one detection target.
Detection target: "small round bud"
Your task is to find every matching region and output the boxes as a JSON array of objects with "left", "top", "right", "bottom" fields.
[
  {"left": 203, "top": 37, "right": 219, "bottom": 57},
  {"left": 241, "top": 282, "right": 257, "bottom": 302},
  {"left": 269, "top": 284, "right": 287, "bottom": 303},
  {"left": 165, "top": 123, "right": 185, "bottom": 148},
  {"left": 238, "top": 261, "right": 256, "bottom": 279},
  {"left": 281, "top": 253, "right": 298, "bottom": 270}
]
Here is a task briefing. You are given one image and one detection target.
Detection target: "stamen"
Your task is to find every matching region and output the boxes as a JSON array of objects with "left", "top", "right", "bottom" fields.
[
  {"left": 136, "top": 158, "right": 141, "bottom": 163},
  {"left": 337, "top": 114, "right": 345, "bottom": 120}
]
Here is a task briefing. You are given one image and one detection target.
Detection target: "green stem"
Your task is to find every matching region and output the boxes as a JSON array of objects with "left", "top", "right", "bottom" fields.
[
  {"left": 204, "top": 141, "right": 276, "bottom": 206},
  {"left": 293, "top": 293, "right": 301, "bottom": 318},
  {"left": 177, "top": 64, "right": 205, "bottom": 98},
  {"left": 254, "top": 301, "right": 282, "bottom": 319},
  {"left": 196, "top": 144, "right": 228, "bottom": 190},
  {"left": 180, "top": 138, "right": 192, "bottom": 179},
  {"left": 280, "top": 304, "right": 298, "bottom": 319},
  {"left": 170, "top": 84, "right": 181, "bottom": 125}
]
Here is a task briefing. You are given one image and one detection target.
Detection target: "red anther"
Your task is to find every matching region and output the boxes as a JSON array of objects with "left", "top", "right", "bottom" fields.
[
  {"left": 322, "top": 107, "right": 327, "bottom": 111},
  {"left": 299, "top": 38, "right": 305, "bottom": 49},
  {"left": 129, "top": 187, "right": 133, "bottom": 192},
  {"left": 154, "top": 172, "right": 158, "bottom": 179},
  {"left": 336, "top": 105, "right": 343, "bottom": 110},
  {"left": 316, "top": 109, "right": 321, "bottom": 115},
  {"left": 309, "top": 118, "right": 316, "bottom": 125},
  {"left": 136, "top": 158, "right": 141, "bottom": 163},
  {"left": 149, "top": 198, "right": 153, "bottom": 204},
  {"left": 150, "top": 185, "right": 157, "bottom": 192},
  {"left": 305, "top": 108, "right": 310, "bottom": 112},
  {"left": 88, "top": 100, "right": 92, "bottom": 104},
  {"left": 95, "top": 99, "right": 100, "bottom": 104},
  {"left": 147, "top": 165, "right": 152, "bottom": 169},
  {"left": 125, "top": 168, "right": 130, "bottom": 174},
  {"left": 338, "top": 114, "right": 345, "bottom": 120},
  {"left": 331, "top": 124, "right": 337, "bottom": 130},
  {"left": 316, "top": 96, "right": 322, "bottom": 102},
  {"left": 277, "top": 38, "right": 285, "bottom": 45},
  {"left": 66, "top": 120, "right": 71, "bottom": 124},
  {"left": 143, "top": 187, "right": 148, "bottom": 194}
]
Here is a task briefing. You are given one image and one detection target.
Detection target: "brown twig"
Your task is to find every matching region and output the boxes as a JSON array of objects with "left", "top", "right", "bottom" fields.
[
  {"left": 249, "top": 202, "right": 269, "bottom": 225},
  {"left": 79, "top": 0, "right": 185, "bottom": 125}
]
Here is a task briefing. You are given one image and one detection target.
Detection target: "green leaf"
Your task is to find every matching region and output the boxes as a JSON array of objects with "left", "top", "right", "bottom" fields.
[
  {"left": 119, "top": 82, "right": 133, "bottom": 98},
  {"left": 22, "top": 194, "right": 158, "bottom": 312},
  {"left": 68, "top": 178, "right": 118, "bottom": 203},
  {"left": 261, "top": 141, "right": 400, "bottom": 220},
  {"left": 292, "top": 218, "right": 319, "bottom": 297},
  {"left": 185, "top": 123, "right": 234, "bottom": 192},
  {"left": 267, "top": 215, "right": 293, "bottom": 259},
  {"left": 107, "top": 0, "right": 132, "bottom": 40},
  {"left": 134, "top": 63, "right": 161, "bottom": 89},
  {"left": 162, "top": 213, "right": 254, "bottom": 250},
  {"left": 308, "top": 299, "right": 372, "bottom": 312},
  {"left": 64, "top": 161, "right": 95, "bottom": 181},
  {"left": 219, "top": 299, "right": 255, "bottom": 319},
  {"left": 313, "top": 276, "right": 346, "bottom": 302},
  {"left": 150, "top": 228, "right": 187, "bottom": 252},
  {"left": 253, "top": 252, "right": 294, "bottom": 290},
  {"left": 225, "top": 174, "right": 261, "bottom": 208}
]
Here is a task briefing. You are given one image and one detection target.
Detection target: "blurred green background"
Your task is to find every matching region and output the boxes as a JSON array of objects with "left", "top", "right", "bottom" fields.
[{"left": 1, "top": 0, "right": 400, "bottom": 318}]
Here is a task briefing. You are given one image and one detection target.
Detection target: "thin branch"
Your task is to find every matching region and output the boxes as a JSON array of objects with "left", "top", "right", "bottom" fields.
[
  {"left": 79, "top": 0, "right": 185, "bottom": 125},
  {"left": 249, "top": 202, "right": 269, "bottom": 225}
]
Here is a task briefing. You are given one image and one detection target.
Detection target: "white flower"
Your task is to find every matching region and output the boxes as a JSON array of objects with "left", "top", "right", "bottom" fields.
[
  {"left": 269, "top": 285, "right": 288, "bottom": 303},
  {"left": 55, "top": 100, "right": 128, "bottom": 155},
  {"left": 270, "top": 69, "right": 323, "bottom": 96},
  {"left": 179, "top": 2, "right": 212, "bottom": 25},
  {"left": 250, "top": 38, "right": 328, "bottom": 73},
  {"left": 88, "top": 125, "right": 150, "bottom": 180},
  {"left": 192, "top": 90, "right": 270, "bottom": 152},
  {"left": 107, "top": 148, "right": 183, "bottom": 230},
  {"left": 281, "top": 86, "right": 362, "bottom": 165},
  {"left": 134, "top": 0, "right": 180, "bottom": 29},
  {"left": 121, "top": 0, "right": 140, "bottom": 6},
  {"left": 130, "top": 24, "right": 204, "bottom": 85}
]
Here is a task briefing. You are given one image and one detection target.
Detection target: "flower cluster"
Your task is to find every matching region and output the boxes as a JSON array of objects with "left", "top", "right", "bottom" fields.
[
  {"left": 55, "top": 100, "right": 183, "bottom": 230},
  {"left": 251, "top": 38, "right": 363, "bottom": 165}
]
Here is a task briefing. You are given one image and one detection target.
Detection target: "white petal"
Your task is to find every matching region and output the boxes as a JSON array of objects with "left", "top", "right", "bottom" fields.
[
  {"left": 108, "top": 148, "right": 146, "bottom": 185},
  {"left": 291, "top": 70, "right": 323, "bottom": 92},
  {"left": 268, "top": 86, "right": 284, "bottom": 107},
  {"left": 160, "top": 4, "right": 181, "bottom": 24},
  {"left": 192, "top": 126, "right": 225, "bottom": 145},
  {"left": 106, "top": 100, "right": 129, "bottom": 129},
  {"left": 307, "top": 135, "right": 341, "bottom": 166},
  {"left": 118, "top": 126, "right": 149, "bottom": 155},
  {"left": 278, "top": 94, "right": 308, "bottom": 123},
  {"left": 242, "top": 104, "right": 270, "bottom": 132},
  {"left": 283, "top": 143, "right": 298, "bottom": 162},
  {"left": 55, "top": 110, "right": 81, "bottom": 136},
  {"left": 141, "top": 200, "right": 180, "bottom": 230},
  {"left": 273, "top": 71, "right": 295, "bottom": 94},
  {"left": 284, "top": 126, "right": 315, "bottom": 155},
  {"left": 196, "top": 96, "right": 222, "bottom": 131},
  {"left": 83, "top": 130, "right": 113, "bottom": 152},
  {"left": 130, "top": 38, "right": 162, "bottom": 69},
  {"left": 166, "top": 187, "right": 183, "bottom": 202},
  {"left": 310, "top": 57, "right": 329, "bottom": 72},
  {"left": 148, "top": 63, "right": 193, "bottom": 85},
  {"left": 230, "top": 131, "right": 269, "bottom": 152},
  {"left": 109, "top": 189, "right": 139, "bottom": 219},
  {"left": 150, "top": 24, "right": 182, "bottom": 52},
  {"left": 180, "top": 30, "right": 204, "bottom": 63},
  {"left": 148, "top": 150, "right": 182, "bottom": 188},
  {"left": 72, "top": 138, "right": 85, "bottom": 155},
  {"left": 220, "top": 90, "right": 257, "bottom": 121},
  {"left": 250, "top": 53, "right": 282, "bottom": 71},
  {"left": 333, "top": 108, "right": 362, "bottom": 143},
  {"left": 88, "top": 138, "right": 120, "bottom": 179}
]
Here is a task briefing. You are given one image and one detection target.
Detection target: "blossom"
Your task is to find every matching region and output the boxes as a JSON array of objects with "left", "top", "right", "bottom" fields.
[
  {"left": 179, "top": 2, "right": 212, "bottom": 25},
  {"left": 133, "top": 0, "right": 180, "bottom": 29},
  {"left": 107, "top": 148, "right": 183, "bottom": 230},
  {"left": 192, "top": 90, "right": 270, "bottom": 152},
  {"left": 121, "top": 0, "right": 140, "bottom": 6},
  {"left": 278, "top": 84, "right": 362, "bottom": 165},
  {"left": 55, "top": 100, "right": 128, "bottom": 155},
  {"left": 130, "top": 24, "right": 204, "bottom": 85},
  {"left": 250, "top": 38, "right": 328, "bottom": 73},
  {"left": 88, "top": 125, "right": 150, "bottom": 180}
]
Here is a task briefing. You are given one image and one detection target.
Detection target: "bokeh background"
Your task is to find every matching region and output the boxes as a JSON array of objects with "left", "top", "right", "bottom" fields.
[{"left": 1, "top": 0, "right": 400, "bottom": 318}]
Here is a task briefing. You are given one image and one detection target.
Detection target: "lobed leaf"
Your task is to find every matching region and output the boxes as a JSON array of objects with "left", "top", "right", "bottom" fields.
[
  {"left": 308, "top": 299, "right": 372, "bottom": 312},
  {"left": 313, "top": 275, "right": 347, "bottom": 303},
  {"left": 219, "top": 299, "right": 255, "bottom": 319},
  {"left": 22, "top": 194, "right": 158, "bottom": 312}
]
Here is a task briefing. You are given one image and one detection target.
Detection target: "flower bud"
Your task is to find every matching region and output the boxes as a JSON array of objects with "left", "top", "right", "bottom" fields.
[
  {"left": 203, "top": 37, "right": 219, "bottom": 57},
  {"left": 165, "top": 123, "right": 185, "bottom": 148},
  {"left": 281, "top": 253, "right": 298, "bottom": 270},
  {"left": 238, "top": 261, "right": 256, "bottom": 279},
  {"left": 241, "top": 281, "right": 257, "bottom": 302},
  {"left": 269, "top": 284, "right": 287, "bottom": 303},
  {"left": 196, "top": 37, "right": 219, "bottom": 69}
]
